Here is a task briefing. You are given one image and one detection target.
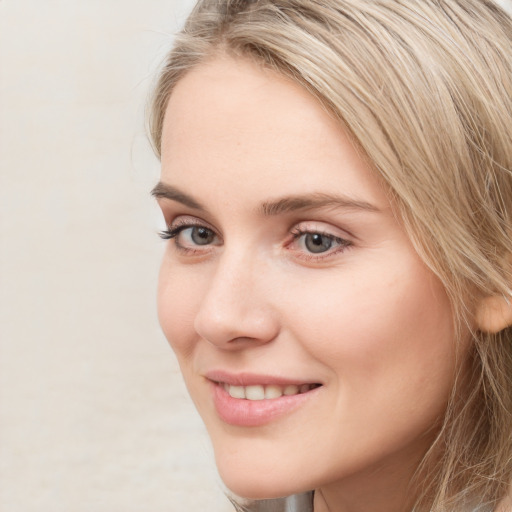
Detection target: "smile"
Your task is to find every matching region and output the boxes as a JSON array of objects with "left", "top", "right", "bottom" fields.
[
  {"left": 221, "top": 382, "right": 321, "bottom": 400},
  {"left": 208, "top": 377, "right": 323, "bottom": 427}
]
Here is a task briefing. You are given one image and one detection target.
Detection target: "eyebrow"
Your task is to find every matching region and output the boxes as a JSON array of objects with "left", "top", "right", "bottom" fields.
[
  {"left": 260, "top": 193, "right": 380, "bottom": 216},
  {"left": 151, "top": 182, "right": 205, "bottom": 210},
  {"left": 151, "top": 182, "right": 380, "bottom": 215}
]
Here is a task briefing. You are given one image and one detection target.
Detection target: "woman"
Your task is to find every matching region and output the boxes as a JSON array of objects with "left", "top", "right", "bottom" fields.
[{"left": 149, "top": 1, "right": 512, "bottom": 511}]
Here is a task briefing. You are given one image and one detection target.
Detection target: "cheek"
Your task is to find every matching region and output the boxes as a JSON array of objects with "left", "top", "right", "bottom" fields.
[
  {"left": 285, "top": 256, "right": 457, "bottom": 401},
  {"left": 277, "top": 259, "right": 461, "bottom": 471},
  {"left": 157, "top": 259, "right": 202, "bottom": 359}
]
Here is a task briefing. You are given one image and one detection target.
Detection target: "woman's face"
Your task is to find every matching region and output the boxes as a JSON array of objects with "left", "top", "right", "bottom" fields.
[{"left": 156, "top": 56, "right": 468, "bottom": 504}]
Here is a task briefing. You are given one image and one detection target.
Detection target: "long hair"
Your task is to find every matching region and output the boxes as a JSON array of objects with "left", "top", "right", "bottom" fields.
[{"left": 149, "top": 1, "right": 512, "bottom": 509}]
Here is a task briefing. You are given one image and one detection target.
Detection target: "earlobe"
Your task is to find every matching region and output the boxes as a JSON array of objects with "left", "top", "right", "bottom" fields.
[{"left": 475, "top": 294, "right": 512, "bottom": 333}]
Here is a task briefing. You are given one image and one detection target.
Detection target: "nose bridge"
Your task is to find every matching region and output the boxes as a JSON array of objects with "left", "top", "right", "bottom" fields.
[{"left": 193, "top": 244, "right": 278, "bottom": 347}]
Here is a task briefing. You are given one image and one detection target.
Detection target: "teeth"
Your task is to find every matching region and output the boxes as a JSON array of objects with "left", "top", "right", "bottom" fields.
[
  {"left": 228, "top": 385, "right": 246, "bottom": 399},
  {"left": 223, "top": 383, "right": 317, "bottom": 400},
  {"left": 284, "top": 385, "right": 299, "bottom": 396},
  {"left": 245, "top": 385, "right": 265, "bottom": 401},
  {"left": 265, "top": 385, "right": 283, "bottom": 399}
]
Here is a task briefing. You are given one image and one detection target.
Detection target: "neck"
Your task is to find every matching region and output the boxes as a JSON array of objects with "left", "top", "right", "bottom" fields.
[{"left": 313, "top": 477, "right": 415, "bottom": 512}]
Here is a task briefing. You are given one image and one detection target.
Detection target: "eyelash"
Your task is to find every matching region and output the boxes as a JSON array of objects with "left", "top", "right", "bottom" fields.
[
  {"left": 158, "top": 224, "right": 193, "bottom": 241},
  {"left": 288, "top": 227, "right": 352, "bottom": 260},
  {"left": 158, "top": 221, "right": 352, "bottom": 260}
]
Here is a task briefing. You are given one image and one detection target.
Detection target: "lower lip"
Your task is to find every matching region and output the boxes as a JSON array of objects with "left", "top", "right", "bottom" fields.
[{"left": 210, "top": 382, "right": 320, "bottom": 427}]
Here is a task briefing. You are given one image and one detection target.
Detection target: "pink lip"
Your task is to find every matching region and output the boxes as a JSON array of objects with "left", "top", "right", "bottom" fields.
[
  {"left": 205, "top": 370, "right": 319, "bottom": 387},
  {"left": 205, "top": 371, "right": 322, "bottom": 427}
]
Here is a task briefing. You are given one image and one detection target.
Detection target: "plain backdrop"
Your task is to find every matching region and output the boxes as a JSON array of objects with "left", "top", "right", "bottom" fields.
[
  {"left": 0, "top": 1, "right": 232, "bottom": 511},
  {"left": 1, "top": 1, "right": 511, "bottom": 512}
]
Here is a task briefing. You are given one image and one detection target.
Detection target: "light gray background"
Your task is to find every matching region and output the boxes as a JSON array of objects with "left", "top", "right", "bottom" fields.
[
  {"left": 0, "top": 1, "right": 231, "bottom": 511},
  {"left": 1, "top": 1, "right": 511, "bottom": 512}
]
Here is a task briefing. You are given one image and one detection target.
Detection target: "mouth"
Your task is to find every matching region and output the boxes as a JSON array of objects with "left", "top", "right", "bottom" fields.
[
  {"left": 219, "top": 382, "right": 322, "bottom": 400},
  {"left": 206, "top": 373, "right": 323, "bottom": 427}
]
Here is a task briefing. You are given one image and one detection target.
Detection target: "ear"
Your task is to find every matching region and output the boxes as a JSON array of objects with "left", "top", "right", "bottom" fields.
[{"left": 475, "top": 294, "right": 512, "bottom": 333}]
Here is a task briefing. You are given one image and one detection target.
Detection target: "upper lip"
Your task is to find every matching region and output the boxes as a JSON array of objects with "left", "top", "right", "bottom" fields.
[{"left": 204, "top": 370, "right": 322, "bottom": 387}]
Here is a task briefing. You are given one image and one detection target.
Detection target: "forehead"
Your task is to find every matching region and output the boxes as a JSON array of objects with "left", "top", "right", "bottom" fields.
[
  {"left": 160, "top": 55, "right": 388, "bottom": 211},
  {"left": 162, "top": 56, "right": 339, "bottom": 156}
]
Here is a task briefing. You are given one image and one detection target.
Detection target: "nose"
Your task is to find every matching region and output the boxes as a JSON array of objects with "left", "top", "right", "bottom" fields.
[{"left": 193, "top": 251, "right": 279, "bottom": 349}]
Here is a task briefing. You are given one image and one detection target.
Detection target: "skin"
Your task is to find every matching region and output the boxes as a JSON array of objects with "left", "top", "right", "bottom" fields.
[{"left": 155, "top": 55, "right": 471, "bottom": 512}]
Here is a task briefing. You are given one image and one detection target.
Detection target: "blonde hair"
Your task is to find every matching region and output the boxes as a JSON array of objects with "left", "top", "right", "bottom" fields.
[{"left": 149, "top": 1, "right": 512, "bottom": 510}]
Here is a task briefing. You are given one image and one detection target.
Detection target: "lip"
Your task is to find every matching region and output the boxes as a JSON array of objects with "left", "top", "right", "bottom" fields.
[
  {"left": 205, "top": 370, "right": 320, "bottom": 387},
  {"left": 205, "top": 370, "right": 322, "bottom": 427}
]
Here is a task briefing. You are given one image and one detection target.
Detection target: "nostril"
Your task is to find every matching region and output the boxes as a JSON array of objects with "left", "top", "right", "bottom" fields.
[{"left": 194, "top": 306, "right": 279, "bottom": 349}]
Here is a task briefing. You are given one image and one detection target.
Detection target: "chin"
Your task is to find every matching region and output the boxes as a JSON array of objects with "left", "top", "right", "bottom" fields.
[
  {"left": 220, "top": 476, "right": 297, "bottom": 501},
  {"left": 214, "top": 450, "right": 307, "bottom": 500}
]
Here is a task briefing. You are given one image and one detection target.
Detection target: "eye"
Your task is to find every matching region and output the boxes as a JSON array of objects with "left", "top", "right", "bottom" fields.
[
  {"left": 289, "top": 225, "right": 352, "bottom": 259},
  {"left": 302, "top": 233, "right": 335, "bottom": 254},
  {"left": 181, "top": 226, "right": 216, "bottom": 246},
  {"left": 159, "top": 219, "right": 220, "bottom": 252}
]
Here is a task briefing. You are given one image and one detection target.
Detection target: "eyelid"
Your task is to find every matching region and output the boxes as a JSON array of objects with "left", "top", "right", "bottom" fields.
[
  {"left": 290, "top": 220, "right": 353, "bottom": 241},
  {"left": 168, "top": 215, "right": 218, "bottom": 234},
  {"left": 158, "top": 216, "right": 222, "bottom": 253},
  {"left": 286, "top": 221, "right": 353, "bottom": 260}
]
